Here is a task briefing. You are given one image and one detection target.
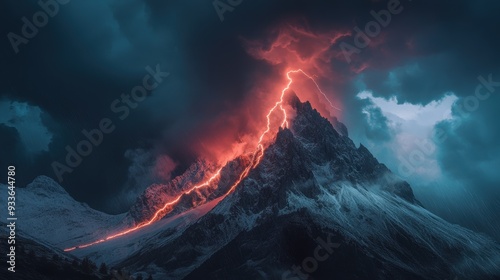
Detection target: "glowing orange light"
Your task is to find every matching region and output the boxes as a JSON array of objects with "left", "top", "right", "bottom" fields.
[
  {"left": 64, "top": 69, "right": 336, "bottom": 252},
  {"left": 64, "top": 168, "right": 222, "bottom": 252}
]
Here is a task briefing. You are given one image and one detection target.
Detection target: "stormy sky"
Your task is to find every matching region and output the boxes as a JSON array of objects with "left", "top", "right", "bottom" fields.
[{"left": 1, "top": 0, "right": 499, "bottom": 240}]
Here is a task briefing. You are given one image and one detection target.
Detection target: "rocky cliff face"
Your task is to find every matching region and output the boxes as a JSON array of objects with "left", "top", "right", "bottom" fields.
[
  {"left": 127, "top": 155, "right": 253, "bottom": 223},
  {"left": 286, "top": 92, "right": 417, "bottom": 203}
]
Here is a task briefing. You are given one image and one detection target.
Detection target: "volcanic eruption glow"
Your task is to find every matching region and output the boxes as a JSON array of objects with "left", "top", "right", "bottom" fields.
[{"left": 64, "top": 69, "right": 338, "bottom": 252}]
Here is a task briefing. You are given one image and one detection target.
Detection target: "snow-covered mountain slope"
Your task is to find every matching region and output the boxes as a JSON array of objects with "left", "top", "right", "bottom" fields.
[
  {"left": 0, "top": 176, "right": 125, "bottom": 249},
  {"left": 0, "top": 174, "right": 231, "bottom": 267},
  {"left": 118, "top": 94, "right": 500, "bottom": 280},
  {"left": 0, "top": 222, "right": 104, "bottom": 280},
  {"left": 182, "top": 185, "right": 500, "bottom": 280},
  {"left": 72, "top": 196, "right": 224, "bottom": 266}
]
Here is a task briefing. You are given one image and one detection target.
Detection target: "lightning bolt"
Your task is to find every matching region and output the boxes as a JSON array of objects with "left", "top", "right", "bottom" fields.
[
  {"left": 64, "top": 69, "right": 337, "bottom": 252},
  {"left": 292, "top": 69, "right": 342, "bottom": 112}
]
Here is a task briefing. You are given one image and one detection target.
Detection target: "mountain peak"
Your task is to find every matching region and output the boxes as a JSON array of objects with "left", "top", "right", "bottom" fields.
[
  {"left": 281, "top": 94, "right": 418, "bottom": 202},
  {"left": 129, "top": 94, "right": 418, "bottom": 225},
  {"left": 26, "top": 175, "right": 68, "bottom": 196}
]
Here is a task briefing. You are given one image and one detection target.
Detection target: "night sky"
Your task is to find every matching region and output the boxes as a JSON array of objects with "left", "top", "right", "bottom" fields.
[{"left": 1, "top": 0, "right": 499, "bottom": 240}]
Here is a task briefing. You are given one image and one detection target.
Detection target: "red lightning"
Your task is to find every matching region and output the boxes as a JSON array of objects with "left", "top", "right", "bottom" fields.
[
  {"left": 292, "top": 69, "right": 342, "bottom": 112},
  {"left": 64, "top": 69, "right": 335, "bottom": 252}
]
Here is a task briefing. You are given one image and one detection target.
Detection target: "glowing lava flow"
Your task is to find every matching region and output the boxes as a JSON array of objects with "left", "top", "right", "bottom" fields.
[
  {"left": 63, "top": 169, "right": 222, "bottom": 252},
  {"left": 64, "top": 69, "right": 336, "bottom": 252}
]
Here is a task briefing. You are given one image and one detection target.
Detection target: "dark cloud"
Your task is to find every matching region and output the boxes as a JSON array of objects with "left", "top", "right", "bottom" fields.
[
  {"left": 360, "top": 100, "right": 393, "bottom": 142},
  {"left": 0, "top": 124, "right": 26, "bottom": 164},
  {"left": 357, "top": 0, "right": 500, "bottom": 104},
  {"left": 425, "top": 94, "right": 500, "bottom": 240}
]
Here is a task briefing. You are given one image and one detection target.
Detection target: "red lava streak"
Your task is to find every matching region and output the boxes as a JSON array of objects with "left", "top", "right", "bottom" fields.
[
  {"left": 64, "top": 69, "right": 337, "bottom": 252},
  {"left": 64, "top": 169, "right": 222, "bottom": 252}
]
